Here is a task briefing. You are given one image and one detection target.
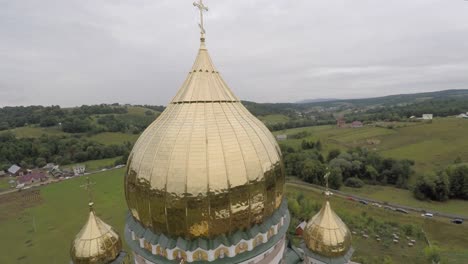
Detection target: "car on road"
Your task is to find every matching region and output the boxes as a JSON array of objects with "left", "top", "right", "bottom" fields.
[
  {"left": 395, "top": 208, "right": 409, "bottom": 214},
  {"left": 422, "top": 213, "right": 433, "bottom": 217},
  {"left": 346, "top": 196, "right": 356, "bottom": 201},
  {"left": 372, "top": 202, "right": 382, "bottom": 208},
  {"left": 452, "top": 218, "right": 463, "bottom": 224},
  {"left": 359, "top": 200, "right": 368, "bottom": 205}
]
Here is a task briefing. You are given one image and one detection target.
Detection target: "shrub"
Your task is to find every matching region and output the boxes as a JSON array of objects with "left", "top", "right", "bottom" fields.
[{"left": 344, "top": 177, "right": 364, "bottom": 188}]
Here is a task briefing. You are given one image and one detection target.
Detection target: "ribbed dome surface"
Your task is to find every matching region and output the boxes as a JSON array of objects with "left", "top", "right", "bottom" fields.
[
  {"left": 124, "top": 41, "right": 285, "bottom": 239},
  {"left": 303, "top": 201, "right": 352, "bottom": 257},
  {"left": 70, "top": 208, "right": 122, "bottom": 264}
]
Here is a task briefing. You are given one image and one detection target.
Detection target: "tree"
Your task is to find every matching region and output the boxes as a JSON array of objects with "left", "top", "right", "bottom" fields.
[
  {"left": 413, "top": 173, "right": 450, "bottom": 201},
  {"left": 447, "top": 164, "right": 468, "bottom": 199},
  {"left": 35, "top": 157, "right": 47, "bottom": 168},
  {"left": 300, "top": 159, "right": 326, "bottom": 184},
  {"left": 315, "top": 140, "right": 322, "bottom": 151},
  {"left": 288, "top": 198, "right": 301, "bottom": 217},
  {"left": 327, "top": 149, "right": 341, "bottom": 162},
  {"left": 344, "top": 177, "right": 364, "bottom": 188},
  {"left": 328, "top": 167, "right": 343, "bottom": 190},
  {"left": 424, "top": 245, "right": 441, "bottom": 264}
]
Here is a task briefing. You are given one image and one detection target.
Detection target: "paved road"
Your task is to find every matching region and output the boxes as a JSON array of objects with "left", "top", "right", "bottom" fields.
[{"left": 286, "top": 180, "right": 467, "bottom": 221}]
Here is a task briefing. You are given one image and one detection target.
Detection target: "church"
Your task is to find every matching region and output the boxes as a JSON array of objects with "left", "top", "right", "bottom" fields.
[{"left": 70, "top": 2, "right": 355, "bottom": 264}]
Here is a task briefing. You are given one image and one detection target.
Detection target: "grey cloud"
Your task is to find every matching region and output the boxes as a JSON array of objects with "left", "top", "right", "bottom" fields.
[{"left": 1, "top": 0, "right": 468, "bottom": 106}]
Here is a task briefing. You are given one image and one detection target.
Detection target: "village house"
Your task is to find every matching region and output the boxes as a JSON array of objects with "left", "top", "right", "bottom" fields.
[
  {"left": 0, "top": 170, "right": 6, "bottom": 177},
  {"left": 17, "top": 172, "right": 48, "bottom": 185},
  {"left": 422, "top": 114, "right": 433, "bottom": 120},
  {"left": 295, "top": 221, "right": 307, "bottom": 236},
  {"left": 336, "top": 117, "right": 346, "bottom": 128},
  {"left": 276, "top": 134, "right": 288, "bottom": 141},
  {"left": 7, "top": 164, "right": 26, "bottom": 176},
  {"left": 351, "top": 121, "right": 363, "bottom": 128},
  {"left": 73, "top": 164, "right": 86, "bottom": 176}
]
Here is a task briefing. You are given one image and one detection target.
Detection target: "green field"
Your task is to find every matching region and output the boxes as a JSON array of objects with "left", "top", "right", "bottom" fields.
[
  {"left": 88, "top": 132, "right": 140, "bottom": 145},
  {"left": 0, "top": 177, "right": 12, "bottom": 190},
  {"left": 1, "top": 169, "right": 466, "bottom": 264},
  {"left": 341, "top": 185, "right": 468, "bottom": 218},
  {"left": 0, "top": 169, "right": 128, "bottom": 264},
  {"left": 276, "top": 118, "right": 468, "bottom": 176},
  {"left": 11, "top": 126, "right": 67, "bottom": 138},
  {"left": 258, "top": 114, "right": 290, "bottom": 125},
  {"left": 287, "top": 184, "right": 468, "bottom": 264},
  {"left": 63, "top": 157, "right": 122, "bottom": 172}
]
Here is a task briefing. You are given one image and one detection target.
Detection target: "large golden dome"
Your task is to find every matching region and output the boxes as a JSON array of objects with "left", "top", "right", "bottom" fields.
[
  {"left": 124, "top": 40, "right": 284, "bottom": 240},
  {"left": 303, "top": 200, "right": 352, "bottom": 257},
  {"left": 70, "top": 203, "right": 122, "bottom": 264}
]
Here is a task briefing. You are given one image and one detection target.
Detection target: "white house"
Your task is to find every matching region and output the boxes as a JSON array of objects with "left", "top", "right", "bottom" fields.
[
  {"left": 276, "top": 134, "right": 287, "bottom": 141},
  {"left": 73, "top": 165, "right": 86, "bottom": 176},
  {"left": 422, "top": 114, "right": 433, "bottom": 120}
]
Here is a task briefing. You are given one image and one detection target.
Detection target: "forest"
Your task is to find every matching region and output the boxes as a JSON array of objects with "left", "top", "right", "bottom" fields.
[
  {"left": 280, "top": 131, "right": 414, "bottom": 191},
  {"left": 0, "top": 132, "right": 131, "bottom": 170}
]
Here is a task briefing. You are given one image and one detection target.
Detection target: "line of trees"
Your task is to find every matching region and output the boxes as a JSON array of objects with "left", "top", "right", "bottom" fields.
[
  {"left": 0, "top": 104, "right": 165, "bottom": 135},
  {"left": 413, "top": 163, "right": 468, "bottom": 201},
  {"left": 281, "top": 138, "right": 414, "bottom": 190},
  {"left": 0, "top": 132, "right": 132, "bottom": 170}
]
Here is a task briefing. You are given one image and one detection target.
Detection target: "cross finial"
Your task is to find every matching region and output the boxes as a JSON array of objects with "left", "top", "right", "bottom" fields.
[
  {"left": 193, "top": 0, "right": 208, "bottom": 41},
  {"left": 80, "top": 176, "right": 96, "bottom": 210},
  {"left": 324, "top": 170, "right": 332, "bottom": 198}
]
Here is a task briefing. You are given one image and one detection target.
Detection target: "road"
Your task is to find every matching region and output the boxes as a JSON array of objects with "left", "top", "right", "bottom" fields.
[{"left": 286, "top": 180, "right": 467, "bottom": 221}]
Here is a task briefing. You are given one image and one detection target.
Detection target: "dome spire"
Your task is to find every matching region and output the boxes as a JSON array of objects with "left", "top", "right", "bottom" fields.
[
  {"left": 80, "top": 176, "right": 96, "bottom": 211},
  {"left": 324, "top": 170, "right": 332, "bottom": 198},
  {"left": 71, "top": 177, "right": 126, "bottom": 264},
  {"left": 193, "top": 0, "right": 208, "bottom": 42},
  {"left": 302, "top": 170, "right": 352, "bottom": 258}
]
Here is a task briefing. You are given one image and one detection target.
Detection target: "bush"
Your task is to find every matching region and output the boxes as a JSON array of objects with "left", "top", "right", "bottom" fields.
[
  {"left": 413, "top": 173, "right": 450, "bottom": 201},
  {"left": 344, "top": 177, "right": 365, "bottom": 188}
]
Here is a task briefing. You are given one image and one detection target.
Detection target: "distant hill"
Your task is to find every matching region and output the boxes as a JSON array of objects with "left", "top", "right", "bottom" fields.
[
  {"left": 295, "top": 98, "right": 339, "bottom": 104},
  {"left": 298, "top": 89, "right": 468, "bottom": 108}
]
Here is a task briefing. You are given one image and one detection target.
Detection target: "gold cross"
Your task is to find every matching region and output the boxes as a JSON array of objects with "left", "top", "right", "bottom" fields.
[
  {"left": 80, "top": 176, "right": 96, "bottom": 208},
  {"left": 193, "top": 0, "right": 208, "bottom": 37},
  {"left": 324, "top": 171, "right": 331, "bottom": 197}
]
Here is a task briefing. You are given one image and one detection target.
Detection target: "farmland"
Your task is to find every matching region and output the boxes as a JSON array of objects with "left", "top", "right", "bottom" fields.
[
  {"left": 275, "top": 118, "right": 468, "bottom": 177},
  {"left": 1, "top": 169, "right": 467, "bottom": 263}
]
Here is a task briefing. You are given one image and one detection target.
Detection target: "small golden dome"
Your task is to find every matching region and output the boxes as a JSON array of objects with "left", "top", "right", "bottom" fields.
[
  {"left": 124, "top": 40, "right": 284, "bottom": 239},
  {"left": 70, "top": 204, "right": 122, "bottom": 264},
  {"left": 303, "top": 200, "right": 352, "bottom": 257}
]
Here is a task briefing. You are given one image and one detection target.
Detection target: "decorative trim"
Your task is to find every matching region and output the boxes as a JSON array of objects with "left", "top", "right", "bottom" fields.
[{"left": 125, "top": 199, "right": 290, "bottom": 263}]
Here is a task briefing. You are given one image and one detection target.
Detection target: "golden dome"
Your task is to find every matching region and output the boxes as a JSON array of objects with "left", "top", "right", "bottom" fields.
[
  {"left": 303, "top": 200, "right": 352, "bottom": 257},
  {"left": 124, "top": 40, "right": 285, "bottom": 239},
  {"left": 70, "top": 203, "right": 122, "bottom": 264}
]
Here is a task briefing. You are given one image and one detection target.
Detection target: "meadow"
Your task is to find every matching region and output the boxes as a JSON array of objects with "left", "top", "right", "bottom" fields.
[
  {"left": 62, "top": 156, "right": 123, "bottom": 172},
  {"left": 1, "top": 169, "right": 467, "bottom": 263},
  {"left": 275, "top": 118, "right": 468, "bottom": 175},
  {"left": 286, "top": 184, "right": 468, "bottom": 264},
  {"left": 0, "top": 169, "right": 128, "bottom": 264}
]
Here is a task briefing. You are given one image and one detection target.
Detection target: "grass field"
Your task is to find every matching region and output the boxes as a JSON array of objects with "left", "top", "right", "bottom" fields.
[
  {"left": 274, "top": 118, "right": 468, "bottom": 174},
  {"left": 0, "top": 169, "right": 127, "bottom": 264},
  {"left": 63, "top": 157, "right": 122, "bottom": 172},
  {"left": 276, "top": 118, "right": 468, "bottom": 223},
  {"left": 0, "top": 169, "right": 466, "bottom": 264},
  {"left": 11, "top": 126, "right": 67, "bottom": 138},
  {"left": 88, "top": 132, "right": 140, "bottom": 145},
  {"left": 258, "top": 114, "right": 290, "bottom": 125},
  {"left": 286, "top": 184, "right": 468, "bottom": 264},
  {"left": 341, "top": 185, "right": 468, "bottom": 217},
  {"left": 0, "top": 177, "right": 12, "bottom": 190}
]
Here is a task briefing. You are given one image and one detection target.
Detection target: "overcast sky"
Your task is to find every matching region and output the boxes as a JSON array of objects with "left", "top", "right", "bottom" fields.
[{"left": 1, "top": 0, "right": 468, "bottom": 107}]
